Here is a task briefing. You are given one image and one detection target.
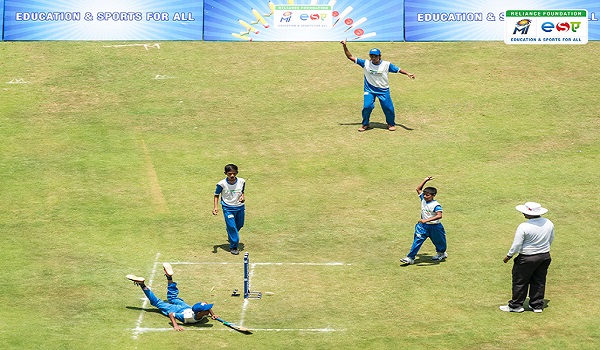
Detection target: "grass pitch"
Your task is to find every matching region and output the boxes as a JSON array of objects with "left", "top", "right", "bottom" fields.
[{"left": 0, "top": 41, "right": 599, "bottom": 349}]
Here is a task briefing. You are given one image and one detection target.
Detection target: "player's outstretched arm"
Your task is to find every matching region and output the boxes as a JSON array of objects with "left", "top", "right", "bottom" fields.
[
  {"left": 340, "top": 40, "right": 356, "bottom": 62},
  {"left": 416, "top": 176, "right": 434, "bottom": 194},
  {"left": 169, "top": 313, "right": 184, "bottom": 331},
  {"left": 209, "top": 308, "right": 219, "bottom": 320},
  {"left": 399, "top": 68, "right": 416, "bottom": 79}
]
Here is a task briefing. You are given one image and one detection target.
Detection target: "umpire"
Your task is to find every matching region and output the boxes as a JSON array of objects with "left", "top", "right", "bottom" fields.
[{"left": 500, "top": 202, "right": 555, "bottom": 313}]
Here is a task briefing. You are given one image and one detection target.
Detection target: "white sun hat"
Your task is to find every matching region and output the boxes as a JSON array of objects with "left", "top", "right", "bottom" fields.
[{"left": 515, "top": 202, "right": 548, "bottom": 216}]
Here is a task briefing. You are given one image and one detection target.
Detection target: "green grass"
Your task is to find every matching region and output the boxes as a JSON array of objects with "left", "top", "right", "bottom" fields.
[{"left": 0, "top": 41, "right": 599, "bottom": 349}]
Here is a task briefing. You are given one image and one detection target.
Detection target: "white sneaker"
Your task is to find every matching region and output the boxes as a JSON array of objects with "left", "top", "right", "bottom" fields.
[
  {"left": 163, "top": 262, "right": 174, "bottom": 278},
  {"left": 499, "top": 305, "right": 524, "bottom": 313},
  {"left": 432, "top": 252, "right": 448, "bottom": 261},
  {"left": 400, "top": 257, "right": 415, "bottom": 265},
  {"left": 532, "top": 308, "right": 543, "bottom": 313},
  {"left": 126, "top": 274, "right": 145, "bottom": 286}
]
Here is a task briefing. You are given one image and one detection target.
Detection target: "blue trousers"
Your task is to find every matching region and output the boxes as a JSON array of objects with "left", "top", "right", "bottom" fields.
[
  {"left": 223, "top": 207, "right": 245, "bottom": 249},
  {"left": 406, "top": 222, "right": 447, "bottom": 259},
  {"left": 362, "top": 91, "right": 396, "bottom": 126},
  {"left": 143, "top": 282, "right": 191, "bottom": 317}
]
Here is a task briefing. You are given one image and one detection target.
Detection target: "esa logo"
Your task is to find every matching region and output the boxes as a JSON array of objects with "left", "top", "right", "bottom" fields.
[
  {"left": 541, "top": 21, "right": 582, "bottom": 32},
  {"left": 299, "top": 13, "right": 328, "bottom": 21}
]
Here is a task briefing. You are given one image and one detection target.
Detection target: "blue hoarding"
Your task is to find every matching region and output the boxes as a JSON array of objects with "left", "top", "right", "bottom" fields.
[
  {"left": 204, "top": 0, "right": 404, "bottom": 42},
  {"left": 0, "top": 0, "right": 4, "bottom": 40},
  {"left": 405, "top": 0, "right": 599, "bottom": 41},
  {"left": 3, "top": 0, "right": 203, "bottom": 40}
]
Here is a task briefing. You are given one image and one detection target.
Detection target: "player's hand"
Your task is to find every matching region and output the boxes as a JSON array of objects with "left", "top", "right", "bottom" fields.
[
  {"left": 211, "top": 314, "right": 219, "bottom": 320},
  {"left": 425, "top": 176, "right": 434, "bottom": 181},
  {"left": 212, "top": 208, "right": 219, "bottom": 215},
  {"left": 407, "top": 73, "right": 416, "bottom": 80},
  {"left": 173, "top": 324, "right": 184, "bottom": 331},
  {"left": 239, "top": 194, "right": 245, "bottom": 203},
  {"left": 503, "top": 256, "right": 512, "bottom": 263},
  {"left": 340, "top": 39, "right": 347, "bottom": 45}
]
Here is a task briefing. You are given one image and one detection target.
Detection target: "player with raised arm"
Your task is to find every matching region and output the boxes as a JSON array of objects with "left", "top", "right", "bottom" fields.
[{"left": 340, "top": 40, "right": 415, "bottom": 132}]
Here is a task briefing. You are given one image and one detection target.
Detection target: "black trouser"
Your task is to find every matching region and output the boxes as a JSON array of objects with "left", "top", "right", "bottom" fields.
[{"left": 509, "top": 252, "right": 551, "bottom": 309}]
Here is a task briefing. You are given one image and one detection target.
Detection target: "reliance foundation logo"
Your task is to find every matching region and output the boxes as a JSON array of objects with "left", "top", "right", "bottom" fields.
[{"left": 505, "top": 10, "right": 588, "bottom": 44}]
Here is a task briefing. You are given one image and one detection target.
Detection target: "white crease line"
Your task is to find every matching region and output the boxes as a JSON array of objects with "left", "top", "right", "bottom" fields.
[
  {"left": 253, "top": 328, "right": 343, "bottom": 332},
  {"left": 132, "top": 252, "right": 161, "bottom": 340},
  {"left": 254, "top": 262, "right": 351, "bottom": 266},
  {"left": 132, "top": 327, "right": 343, "bottom": 334},
  {"left": 239, "top": 298, "right": 250, "bottom": 327},
  {"left": 133, "top": 327, "right": 228, "bottom": 333},
  {"left": 169, "top": 261, "right": 351, "bottom": 266}
]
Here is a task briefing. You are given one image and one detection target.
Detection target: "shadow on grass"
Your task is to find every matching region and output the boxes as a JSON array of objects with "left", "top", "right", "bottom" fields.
[
  {"left": 125, "top": 306, "right": 162, "bottom": 315},
  {"left": 339, "top": 121, "right": 414, "bottom": 131},
  {"left": 212, "top": 242, "right": 245, "bottom": 254},
  {"left": 399, "top": 253, "right": 448, "bottom": 267},
  {"left": 524, "top": 298, "right": 551, "bottom": 311}
]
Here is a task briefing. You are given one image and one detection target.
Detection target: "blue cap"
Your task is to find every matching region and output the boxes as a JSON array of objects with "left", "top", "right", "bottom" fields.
[
  {"left": 192, "top": 302, "right": 213, "bottom": 312},
  {"left": 369, "top": 48, "right": 381, "bottom": 56}
]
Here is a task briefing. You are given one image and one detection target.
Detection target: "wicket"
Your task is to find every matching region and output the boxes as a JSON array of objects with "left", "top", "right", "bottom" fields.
[{"left": 244, "top": 252, "right": 262, "bottom": 299}]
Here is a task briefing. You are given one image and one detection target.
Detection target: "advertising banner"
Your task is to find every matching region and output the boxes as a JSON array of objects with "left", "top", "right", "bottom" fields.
[
  {"left": 3, "top": 0, "right": 203, "bottom": 40},
  {"left": 405, "top": 0, "right": 599, "bottom": 41},
  {"left": 505, "top": 10, "right": 588, "bottom": 44},
  {"left": 204, "top": 0, "right": 405, "bottom": 42},
  {"left": 0, "top": 0, "right": 4, "bottom": 40}
]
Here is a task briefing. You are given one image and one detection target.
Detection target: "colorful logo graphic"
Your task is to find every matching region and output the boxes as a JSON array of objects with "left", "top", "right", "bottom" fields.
[
  {"left": 505, "top": 9, "right": 588, "bottom": 44},
  {"left": 280, "top": 11, "right": 292, "bottom": 23},
  {"left": 541, "top": 21, "right": 582, "bottom": 32},
  {"left": 513, "top": 19, "right": 532, "bottom": 34},
  {"left": 203, "top": 0, "right": 404, "bottom": 42}
]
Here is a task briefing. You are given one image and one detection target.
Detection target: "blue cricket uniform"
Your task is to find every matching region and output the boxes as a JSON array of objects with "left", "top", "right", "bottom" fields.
[
  {"left": 143, "top": 282, "right": 206, "bottom": 323},
  {"left": 215, "top": 177, "right": 245, "bottom": 250},
  {"left": 356, "top": 58, "right": 401, "bottom": 127},
  {"left": 406, "top": 193, "right": 447, "bottom": 259}
]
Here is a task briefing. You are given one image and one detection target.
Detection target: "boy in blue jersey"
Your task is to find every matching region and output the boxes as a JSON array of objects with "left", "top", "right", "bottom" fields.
[
  {"left": 340, "top": 40, "right": 415, "bottom": 132},
  {"left": 401, "top": 176, "right": 447, "bottom": 265},
  {"left": 126, "top": 263, "right": 218, "bottom": 331},
  {"left": 213, "top": 164, "right": 246, "bottom": 255}
]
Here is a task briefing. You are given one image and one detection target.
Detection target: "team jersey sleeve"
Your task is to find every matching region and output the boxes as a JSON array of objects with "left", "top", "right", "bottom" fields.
[
  {"left": 173, "top": 311, "right": 186, "bottom": 323},
  {"left": 434, "top": 204, "right": 442, "bottom": 212},
  {"left": 389, "top": 63, "right": 401, "bottom": 73},
  {"left": 356, "top": 58, "right": 366, "bottom": 67},
  {"left": 214, "top": 184, "right": 223, "bottom": 195},
  {"left": 419, "top": 193, "right": 424, "bottom": 200}
]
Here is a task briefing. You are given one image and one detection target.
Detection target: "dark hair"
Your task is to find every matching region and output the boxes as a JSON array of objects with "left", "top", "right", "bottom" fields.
[
  {"left": 224, "top": 164, "right": 238, "bottom": 173},
  {"left": 423, "top": 187, "right": 437, "bottom": 195}
]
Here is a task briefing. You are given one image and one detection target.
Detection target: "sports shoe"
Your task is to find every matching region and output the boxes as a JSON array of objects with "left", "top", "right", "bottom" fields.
[
  {"left": 388, "top": 125, "right": 396, "bottom": 131},
  {"left": 126, "top": 274, "right": 145, "bottom": 286},
  {"left": 163, "top": 262, "right": 174, "bottom": 278},
  {"left": 358, "top": 124, "right": 370, "bottom": 132},
  {"left": 400, "top": 257, "right": 415, "bottom": 265},
  {"left": 432, "top": 252, "right": 448, "bottom": 261},
  {"left": 499, "top": 305, "right": 524, "bottom": 313},
  {"left": 532, "top": 308, "right": 543, "bottom": 313},
  {"left": 230, "top": 248, "right": 240, "bottom": 255}
]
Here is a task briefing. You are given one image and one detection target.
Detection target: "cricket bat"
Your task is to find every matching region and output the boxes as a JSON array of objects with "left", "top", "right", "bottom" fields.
[{"left": 215, "top": 317, "right": 253, "bottom": 334}]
